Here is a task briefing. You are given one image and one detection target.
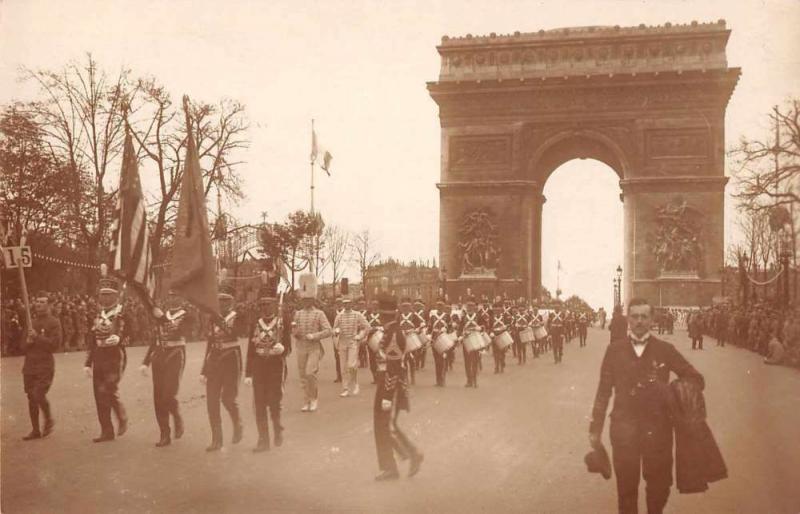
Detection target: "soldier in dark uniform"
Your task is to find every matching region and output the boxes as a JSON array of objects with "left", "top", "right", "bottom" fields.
[
  {"left": 397, "top": 298, "right": 419, "bottom": 385},
  {"left": 200, "top": 286, "right": 245, "bottom": 452},
  {"left": 512, "top": 303, "right": 528, "bottom": 364},
  {"left": 428, "top": 298, "right": 451, "bottom": 387},
  {"left": 22, "top": 292, "right": 61, "bottom": 440},
  {"left": 365, "top": 299, "right": 382, "bottom": 384},
  {"left": 413, "top": 299, "right": 428, "bottom": 371},
  {"left": 548, "top": 306, "right": 565, "bottom": 364},
  {"left": 356, "top": 297, "right": 369, "bottom": 369},
  {"left": 329, "top": 299, "right": 344, "bottom": 383},
  {"left": 245, "top": 287, "right": 291, "bottom": 453},
  {"left": 476, "top": 300, "right": 490, "bottom": 372},
  {"left": 84, "top": 273, "right": 129, "bottom": 442},
  {"left": 458, "top": 298, "right": 485, "bottom": 388},
  {"left": 489, "top": 302, "right": 509, "bottom": 374},
  {"left": 589, "top": 298, "right": 704, "bottom": 514},
  {"left": 372, "top": 294, "right": 424, "bottom": 481},
  {"left": 578, "top": 310, "right": 589, "bottom": 347},
  {"left": 140, "top": 290, "right": 192, "bottom": 447}
]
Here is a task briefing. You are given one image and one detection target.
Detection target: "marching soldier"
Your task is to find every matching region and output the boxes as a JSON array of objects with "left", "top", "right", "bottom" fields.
[
  {"left": 413, "top": 299, "right": 429, "bottom": 371},
  {"left": 458, "top": 298, "right": 484, "bottom": 388},
  {"left": 140, "top": 290, "right": 193, "bottom": 447},
  {"left": 200, "top": 285, "right": 245, "bottom": 452},
  {"left": 447, "top": 302, "right": 462, "bottom": 371},
  {"left": 244, "top": 286, "right": 291, "bottom": 453},
  {"left": 22, "top": 291, "right": 61, "bottom": 440},
  {"left": 428, "top": 298, "right": 451, "bottom": 387},
  {"left": 397, "top": 298, "right": 420, "bottom": 385},
  {"left": 333, "top": 296, "right": 370, "bottom": 397},
  {"left": 578, "top": 310, "right": 589, "bottom": 347},
  {"left": 293, "top": 274, "right": 332, "bottom": 413},
  {"left": 548, "top": 306, "right": 565, "bottom": 364},
  {"left": 373, "top": 294, "right": 424, "bottom": 481},
  {"left": 530, "top": 307, "right": 545, "bottom": 358},
  {"left": 84, "top": 270, "right": 129, "bottom": 442},
  {"left": 366, "top": 299, "right": 383, "bottom": 384},
  {"left": 490, "top": 301, "right": 509, "bottom": 374},
  {"left": 329, "top": 299, "right": 344, "bottom": 383},
  {"left": 513, "top": 303, "right": 529, "bottom": 365},
  {"left": 356, "top": 297, "right": 370, "bottom": 369}
]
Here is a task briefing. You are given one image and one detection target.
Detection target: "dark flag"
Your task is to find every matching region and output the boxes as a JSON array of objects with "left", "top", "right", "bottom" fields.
[
  {"left": 110, "top": 130, "right": 156, "bottom": 307},
  {"left": 169, "top": 96, "right": 220, "bottom": 317}
]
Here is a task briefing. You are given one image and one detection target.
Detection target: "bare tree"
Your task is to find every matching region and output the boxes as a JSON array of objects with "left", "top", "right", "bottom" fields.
[
  {"left": 350, "top": 229, "right": 380, "bottom": 296},
  {"left": 22, "top": 54, "right": 130, "bottom": 271},
  {"left": 323, "top": 225, "right": 350, "bottom": 298}
]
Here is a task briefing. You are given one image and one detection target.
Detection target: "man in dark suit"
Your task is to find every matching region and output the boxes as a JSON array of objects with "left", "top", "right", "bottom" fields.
[{"left": 588, "top": 298, "right": 704, "bottom": 514}]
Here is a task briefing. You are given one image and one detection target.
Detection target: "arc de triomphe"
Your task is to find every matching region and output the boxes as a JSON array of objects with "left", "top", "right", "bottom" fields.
[{"left": 428, "top": 20, "right": 740, "bottom": 306}]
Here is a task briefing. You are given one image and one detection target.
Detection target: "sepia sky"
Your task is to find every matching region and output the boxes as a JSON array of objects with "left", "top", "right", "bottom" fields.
[{"left": 2, "top": 0, "right": 799, "bottom": 310}]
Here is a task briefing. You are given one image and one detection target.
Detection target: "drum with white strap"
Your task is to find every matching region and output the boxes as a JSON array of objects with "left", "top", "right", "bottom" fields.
[
  {"left": 462, "top": 332, "right": 484, "bottom": 353},
  {"left": 480, "top": 332, "right": 492, "bottom": 349},
  {"left": 519, "top": 327, "right": 535, "bottom": 344},
  {"left": 533, "top": 326, "right": 548, "bottom": 340},
  {"left": 432, "top": 332, "right": 455, "bottom": 354},
  {"left": 404, "top": 331, "right": 423, "bottom": 353},
  {"left": 367, "top": 330, "right": 384, "bottom": 352},
  {"left": 493, "top": 331, "right": 514, "bottom": 350}
]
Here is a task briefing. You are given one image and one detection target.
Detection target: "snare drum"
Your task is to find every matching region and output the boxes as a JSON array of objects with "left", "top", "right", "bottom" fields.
[
  {"left": 480, "top": 332, "right": 492, "bottom": 349},
  {"left": 520, "top": 327, "right": 535, "bottom": 344},
  {"left": 533, "top": 326, "right": 548, "bottom": 340},
  {"left": 433, "top": 332, "right": 455, "bottom": 354},
  {"left": 418, "top": 331, "right": 431, "bottom": 346},
  {"left": 463, "top": 332, "right": 484, "bottom": 353},
  {"left": 367, "top": 330, "right": 384, "bottom": 352},
  {"left": 493, "top": 331, "right": 514, "bottom": 350},
  {"left": 404, "top": 331, "right": 423, "bottom": 353}
]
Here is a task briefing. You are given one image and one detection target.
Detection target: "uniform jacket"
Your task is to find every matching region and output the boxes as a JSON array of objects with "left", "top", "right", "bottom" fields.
[
  {"left": 23, "top": 311, "right": 62, "bottom": 374},
  {"left": 85, "top": 305, "right": 129, "bottom": 371},
  {"left": 375, "top": 320, "right": 410, "bottom": 412},
  {"left": 245, "top": 312, "right": 291, "bottom": 378},
  {"left": 142, "top": 307, "right": 195, "bottom": 366},
  {"left": 201, "top": 309, "right": 244, "bottom": 376},
  {"left": 668, "top": 378, "right": 727, "bottom": 493},
  {"left": 589, "top": 335, "right": 704, "bottom": 445}
]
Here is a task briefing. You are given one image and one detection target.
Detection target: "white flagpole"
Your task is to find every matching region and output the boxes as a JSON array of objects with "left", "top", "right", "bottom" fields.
[{"left": 310, "top": 119, "right": 316, "bottom": 214}]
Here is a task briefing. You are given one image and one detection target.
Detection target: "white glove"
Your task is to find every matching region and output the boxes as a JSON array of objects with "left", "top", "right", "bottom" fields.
[
  {"left": 152, "top": 307, "right": 164, "bottom": 318},
  {"left": 199, "top": 375, "right": 207, "bottom": 385},
  {"left": 244, "top": 377, "right": 253, "bottom": 386},
  {"left": 269, "top": 343, "right": 285, "bottom": 356},
  {"left": 139, "top": 364, "right": 148, "bottom": 376},
  {"left": 106, "top": 334, "right": 120, "bottom": 345},
  {"left": 83, "top": 366, "right": 92, "bottom": 378},
  {"left": 381, "top": 399, "right": 392, "bottom": 412},
  {"left": 305, "top": 334, "right": 314, "bottom": 341}
]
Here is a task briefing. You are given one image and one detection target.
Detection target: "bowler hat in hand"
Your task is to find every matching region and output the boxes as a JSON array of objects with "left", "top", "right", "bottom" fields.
[{"left": 584, "top": 443, "right": 612, "bottom": 480}]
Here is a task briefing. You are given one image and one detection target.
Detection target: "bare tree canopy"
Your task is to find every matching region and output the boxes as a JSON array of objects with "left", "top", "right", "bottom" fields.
[
  {"left": 323, "top": 225, "right": 351, "bottom": 297},
  {"left": 350, "top": 229, "right": 380, "bottom": 294}
]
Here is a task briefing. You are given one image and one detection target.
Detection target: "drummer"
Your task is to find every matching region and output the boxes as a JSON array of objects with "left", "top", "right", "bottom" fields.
[
  {"left": 412, "top": 299, "right": 428, "bottom": 372},
  {"left": 513, "top": 303, "right": 529, "bottom": 365},
  {"left": 490, "top": 301, "right": 510, "bottom": 374},
  {"left": 365, "top": 299, "right": 383, "bottom": 384},
  {"left": 397, "top": 298, "right": 420, "bottom": 386},
  {"left": 476, "top": 300, "right": 491, "bottom": 373},
  {"left": 428, "top": 298, "right": 452, "bottom": 387},
  {"left": 458, "top": 297, "right": 484, "bottom": 388},
  {"left": 531, "top": 306, "right": 546, "bottom": 358}
]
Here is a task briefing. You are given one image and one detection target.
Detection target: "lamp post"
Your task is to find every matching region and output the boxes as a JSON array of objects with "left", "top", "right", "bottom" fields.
[
  {"left": 614, "top": 265, "right": 623, "bottom": 307},
  {"left": 440, "top": 266, "right": 448, "bottom": 301}
]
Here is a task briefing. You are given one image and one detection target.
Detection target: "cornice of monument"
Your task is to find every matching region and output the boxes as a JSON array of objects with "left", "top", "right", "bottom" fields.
[{"left": 432, "top": 20, "right": 735, "bottom": 85}]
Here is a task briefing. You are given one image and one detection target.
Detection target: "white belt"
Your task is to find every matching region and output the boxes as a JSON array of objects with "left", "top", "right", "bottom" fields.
[
  {"left": 161, "top": 339, "right": 186, "bottom": 347},
  {"left": 212, "top": 341, "right": 240, "bottom": 350}
]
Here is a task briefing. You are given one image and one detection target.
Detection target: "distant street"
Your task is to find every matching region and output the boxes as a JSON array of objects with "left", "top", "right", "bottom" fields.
[{"left": 2, "top": 327, "right": 799, "bottom": 513}]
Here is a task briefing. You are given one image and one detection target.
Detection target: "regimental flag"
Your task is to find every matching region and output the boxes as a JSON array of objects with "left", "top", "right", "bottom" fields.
[
  {"left": 169, "top": 96, "right": 220, "bottom": 318},
  {"left": 310, "top": 127, "right": 333, "bottom": 175},
  {"left": 110, "top": 130, "right": 156, "bottom": 307}
]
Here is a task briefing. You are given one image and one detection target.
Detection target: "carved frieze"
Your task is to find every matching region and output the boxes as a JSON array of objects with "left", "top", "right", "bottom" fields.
[
  {"left": 458, "top": 208, "right": 501, "bottom": 277},
  {"left": 449, "top": 135, "right": 511, "bottom": 169},
  {"left": 650, "top": 197, "right": 703, "bottom": 275},
  {"left": 646, "top": 129, "right": 709, "bottom": 159}
]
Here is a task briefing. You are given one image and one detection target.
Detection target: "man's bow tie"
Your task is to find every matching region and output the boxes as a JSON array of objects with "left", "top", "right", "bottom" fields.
[{"left": 630, "top": 336, "right": 649, "bottom": 346}]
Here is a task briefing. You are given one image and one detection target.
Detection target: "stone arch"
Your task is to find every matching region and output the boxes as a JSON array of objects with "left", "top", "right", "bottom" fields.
[{"left": 528, "top": 129, "right": 629, "bottom": 185}]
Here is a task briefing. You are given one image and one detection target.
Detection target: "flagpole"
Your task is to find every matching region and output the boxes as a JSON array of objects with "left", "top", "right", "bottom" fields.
[{"left": 310, "top": 119, "right": 316, "bottom": 214}]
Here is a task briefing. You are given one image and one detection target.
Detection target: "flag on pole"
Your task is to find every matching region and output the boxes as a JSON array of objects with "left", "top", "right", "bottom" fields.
[
  {"left": 110, "top": 130, "right": 156, "bottom": 307},
  {"left": 310, "top": 128, "right": 333, "bottom": 175},
  {"left": 169, "top": 96, "right": 220, "bottom": 318}
]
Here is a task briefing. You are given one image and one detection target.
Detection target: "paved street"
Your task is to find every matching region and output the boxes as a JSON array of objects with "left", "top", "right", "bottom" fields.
[{"left": 2, "top": 327, "right": 799, "bottom": 513}]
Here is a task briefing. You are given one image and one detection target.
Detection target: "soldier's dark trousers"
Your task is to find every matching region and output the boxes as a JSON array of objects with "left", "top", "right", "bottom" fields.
[
  {"left": 462, "top": 347, "right": 479, "bottom": 386},
  {"left": 432, "top": 349, "right": 447, "bottom": 386},
  {"left": 334, "top": 348, "right": 343, "bottom": 382},
  {"left": 367, "top": 346, "right": 378, "bottom": 383},
  {"left": 206, "top": 350, "right": 241, "bottom": 443},
  {"left": 374, "top": 405, "right": 419, "bottom": 473},
  {"left": 514, "top": 333, "right": 527, "bottom": 364},
  {"left": 579, "top": 327, "right": 588, "bottom": 347},
  {"left": 691, "top": 337, "right": 703, "bottom": 350},
  {"left": 24, "top": 371, "right": 54, "bottom": 432},
  {"left": 93, "top": 369, "right": 127, "bottom": 437},
  {"left": 552, "top": 335, "right": 564, "bottom": 363},
  {"left": 358, "top": 344, "right": 368, "bottom": 369},
  {"left": 492, "top": 345, "right": 506, "bottom": 372},
  {"left": 446, "top": 347, "right": 455, "bottom": 370},
  {"left": 611, "top": 427, "right": 673, "bottom": 514},
  {"left": 253, "top": 362, "right": 284, "bottom": 446},
  {"left": 152, "top": 348, "right": 185, "bottom": 437},
  {"left": 405, "top": 354, "right": 416, "bottom": 385}
]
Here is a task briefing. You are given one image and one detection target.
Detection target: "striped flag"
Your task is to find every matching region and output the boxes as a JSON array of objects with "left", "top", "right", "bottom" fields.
[{"left": 110, "top": 130, "right": 156, "bottom": 307}]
